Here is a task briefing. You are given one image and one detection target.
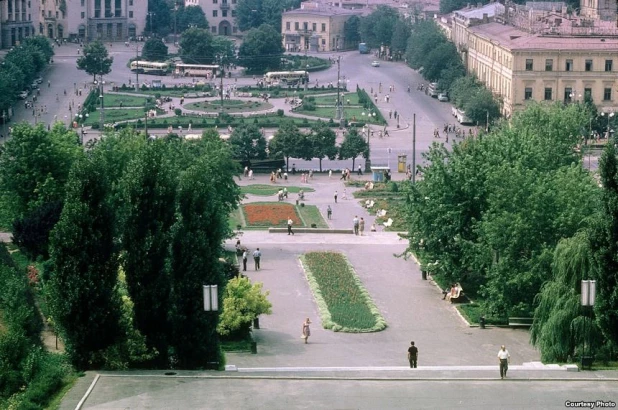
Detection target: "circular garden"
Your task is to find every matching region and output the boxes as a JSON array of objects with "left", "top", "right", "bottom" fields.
[{"left": 184, "top": 99, "right": 272, "bottom": 113}]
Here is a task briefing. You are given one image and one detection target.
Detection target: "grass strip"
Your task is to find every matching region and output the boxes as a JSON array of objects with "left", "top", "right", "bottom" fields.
[
  {"left": 300, "top": 252, "right": 387, "bottom": 332},
  {"left": 240, "top": 185, "right": 315, "bottom": 196},
  {"left": 296, "top": 204, "right": 328, "bottom": 228}
]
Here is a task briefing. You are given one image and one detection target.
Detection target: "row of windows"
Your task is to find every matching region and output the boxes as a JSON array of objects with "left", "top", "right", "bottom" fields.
[
  {"left": 81, "top": 0, "right": 134, "bottom": 5},
  {"left": 526, "top": 58, "right": 614, "bottom": 72},
  {"left": 285, "top": 21, "right": 328, "bottom": 32},
  {"left": 212, "top": 10, "right": 236, "bottom": 18},
  {"left": 524, "top": 87, "right": 613, "bottom": 102},
  {"left": 212, "top": 0, "right": 237, "bottom": 4}
]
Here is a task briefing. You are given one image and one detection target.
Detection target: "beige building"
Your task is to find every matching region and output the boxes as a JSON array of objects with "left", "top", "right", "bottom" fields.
[
  {"left": 64, "top": 0, "right": 147, "bottom": 42},
  {"left": 184, "top": 0, "right": 239, "bottom": 36},
  {"left": 282, "top": 3, "right": 364, "bottom": 52},
  {"left": 0, "top": 0, "right": 39, "bottom": 48},
  {"left": 451, "top": 1, "right": 618, "bottom": 115}
]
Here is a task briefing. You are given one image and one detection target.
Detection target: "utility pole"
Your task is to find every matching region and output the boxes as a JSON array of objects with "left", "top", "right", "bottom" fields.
[
  {"left": 135, "top": 45, "right": 140, "bottom": 91},
  {"left": 218, "top": 55, "right": 224, "bottom": 112},
  {"left": 412, "top": 113, "right": 416, "bottom": 183},
  {"left": 144, "top": 112, "right": 148, "bottom": 137},
  {"left": 99, "top": 75, "right": 105, "bottom": 131},
  {"left": 147, "top": 12, "right": 156, "bottom": 36},
  {"left": 174, "top": 3, "right": 178, "bottom": 45}
]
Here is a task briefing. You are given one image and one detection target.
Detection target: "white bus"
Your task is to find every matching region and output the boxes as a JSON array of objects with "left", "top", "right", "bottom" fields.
[
  {"left": 174, "top": 63, "right": 219, "bottom": 78},
  {"left": 130, "top": 61, "right": 170, "bottom": 75},
  {"left": 263, "top": 71, "right": 309, "bottom": 86}
]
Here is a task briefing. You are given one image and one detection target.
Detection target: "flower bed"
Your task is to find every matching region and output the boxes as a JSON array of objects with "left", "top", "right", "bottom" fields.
[
  {"left": 243, "top": 203, "right": 301, "bottom": 227},
  {"left": 300, "top": 252, "right": 386, "bottom": 332}
]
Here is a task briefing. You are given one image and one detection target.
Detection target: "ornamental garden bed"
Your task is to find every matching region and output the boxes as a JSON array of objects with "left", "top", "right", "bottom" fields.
[
  {"left": 233, "top": 202, "right": 328, "bottom": 230},
  {"left": 240, "top": 185, "right": 315, "bottom": 196},
  {"left": 300, "top": 252, "right": 386, "bottom": 332}
]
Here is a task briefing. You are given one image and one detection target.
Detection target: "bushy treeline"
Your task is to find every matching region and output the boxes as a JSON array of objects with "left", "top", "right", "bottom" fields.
[{"left": 406, "top": 102, "right": 618, "bottom": 361}]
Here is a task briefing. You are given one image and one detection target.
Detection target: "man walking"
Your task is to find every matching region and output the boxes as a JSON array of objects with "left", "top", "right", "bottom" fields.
[
  {"left": 408, "top": 341, "right": 418, "bottom": 368},
  {"left": 242, "top": 250, "right": 248, "bottom": 272},
  {"left": 253, "top": 248, "right": 262, "bottom": 271},
  {"left": 287, "top": 218, "right": 295, "bottom": 235},
  {"left": 353, "top": 216, "right": 359, "bottom": 235},
  {"left": 334, "top": 191, "right": 338, "bottom": 203},
  {"left": 327, "top": 205, "right": 332, "bottom": 220},
  {"left": 498, "top": 345, "right": 510, "bottom": 379}
]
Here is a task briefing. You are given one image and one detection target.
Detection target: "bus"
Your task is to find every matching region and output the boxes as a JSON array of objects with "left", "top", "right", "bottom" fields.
[
  {"left": 359, "top": 43, "right": 369, "bottom": 54},
  {"left": 263, "top": 71, "right": 309, "bottom": 86},
  {"left": 130, "top": 61, "right": 170, "bottom": 75},
  {"left": 174, "top": 63, "right": 219, "bottom": 78}
]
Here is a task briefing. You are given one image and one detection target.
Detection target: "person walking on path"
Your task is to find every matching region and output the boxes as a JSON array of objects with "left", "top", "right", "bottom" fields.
[
  {"left": 327, "top": 205, "right": 332, "bottom": 220},
  {"left": 359, "top": 217, "right": 365, "bottom": 236},
  {"left": 287, "top": 218, "right": 295, "bottom": 235},
  {"left": 242, "top": 250, "right": 248, "bottom": 272},
  {"left": 408, "top": 341, "right": 418, "bottom": 368},
  {"left": 302, "top": 318, "right": 311, "bottom": 344},
  {"left": 253, "top": 248, "right": 262, "bottom": 270},
  {"left": 498, "top": 345, "right": 510, "bottom": 379},
  {"left": 353, "top": 216, "right": 360, "bottom": 235},
  {"left": 334, "top": 191, "right": 338, "bottom": 203}
]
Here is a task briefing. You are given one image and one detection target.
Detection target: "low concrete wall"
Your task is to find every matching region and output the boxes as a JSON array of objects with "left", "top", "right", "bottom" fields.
[{"left": 268, "top": 228, "right": 354, "bottom": 234}]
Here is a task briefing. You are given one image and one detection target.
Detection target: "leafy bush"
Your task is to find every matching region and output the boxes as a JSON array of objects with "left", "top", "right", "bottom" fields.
[
  {"left": 217, "top": 277, "right": 272, "bottom": 339},
  {"left": 174, "top": 108, "right": 182, "bottom": 116},
  {"left": 302, "top": 101, "right": 316, "bottom": 111},
  {"left": 276, "top": 109, "right": 284, "bottom": 117}
]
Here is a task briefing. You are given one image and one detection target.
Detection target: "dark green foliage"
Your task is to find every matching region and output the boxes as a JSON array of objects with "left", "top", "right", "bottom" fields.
[
  {"left": 179, "top": 28, "right": 215, "bottom": 65},
  {"left": 176, "top": 5, "right": 209, "bottom": 32},
  {"left": 338, "top": 127, "right": 368, "bottom": 169},
  {"left": 359, "top": 6, "right": 400, "bottom": 48},
  {"left": 309, "top": 121, "right": 338, "bottom": 172},
  {"left": 238, "top": 24, "right": 284, "bottom": 73},
  {"left": 141, "top": 38, "right": 169, "bottom": 62},
  {"left": 76, "top": 41, "right": 114, "bottom": 81},
  {"left": 12, "top": 201, "right": 63, "bottom": 260},
  {"left": 269, "top": 121, "right": 303, "bottom": 170},
  {"left": 228, "top": 124, "right": 267, "bottom": 162},
  {"left": 344, "top": 16, "right": 361, "bottom": 48},
  {"left": 235, "top": 0, "right": 301, "bottom": 32},
  {"left": 146, "top": 0, "right": 172, "bottom": 36}
]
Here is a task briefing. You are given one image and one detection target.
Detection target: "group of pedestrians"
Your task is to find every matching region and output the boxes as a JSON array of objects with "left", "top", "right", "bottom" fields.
[{"left": 241, "top": 247, "right": 262, "bottom": 271}]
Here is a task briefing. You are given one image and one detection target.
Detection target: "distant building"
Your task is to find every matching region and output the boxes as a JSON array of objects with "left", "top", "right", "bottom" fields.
[
  {"left": 184, "top": 0, "right": 239, "bottom": 36},
  {"left": 65, "top": 0, "right": 147, "bottom": 42},
  {"left": 0, "top": 0, "right": 38, "bottom": 48},
  {"left": 281, "top": 2, "right": 365, "bottom": 52},
  {"left": 449, "top": 0, "right": 618, "bottom": 115}
]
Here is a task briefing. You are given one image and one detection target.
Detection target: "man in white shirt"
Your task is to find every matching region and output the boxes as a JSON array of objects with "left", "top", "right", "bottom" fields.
[
  {"left": 498, "top": 345, "right": 510, "bottom": 379},
  {"left": 287, "top": 218, "right": 294, "bottom": 236}
]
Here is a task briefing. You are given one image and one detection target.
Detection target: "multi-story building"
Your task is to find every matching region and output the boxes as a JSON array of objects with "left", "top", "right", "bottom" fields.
[
  {"left": 0, "top": 0, "right": 39, "bottom": 48},
  {"left": 450, "top": 1, "right": 618, "bottom": 115},
  {"left": 38, "top": 0, "right": 67, "bottom": 40},
  {"left": 281, "top": 2, "right": 364, "bottom": 52},
  {"left": 65, "top": 0, "right": 147, "bottom": 42},
  {"left": 184, "top": 0, "right": 239, "bottom": 36}
]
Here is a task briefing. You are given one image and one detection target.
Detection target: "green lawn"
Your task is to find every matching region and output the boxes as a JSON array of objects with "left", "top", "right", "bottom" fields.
[
  {"left": 296, "top": 106, "right": 385, "bottom": 124},
  {"left": 184, "top": 99, "right": 273, "bottom": 113},
  {"left": 240, "top": 185, "right": 314, "bottom": 196},
  {"left": 104, "top": 93, "right": 151, "bottom": 107},
  {"left": 301, "top": 252, "right": 386, "bottom": 332},
  {"left": 83, "top": 108, "right": 146, "bottom": 125},
  {"left": 311, "top": 93, "right": 361, "bottom": 105},
  {"left": 297, "top": 204, "right": 328, "bottom": 228},
  {"left": 353, "top": 181, "right": 409, "bottom": 231},
  {"left": 127, "top": 114, "right": 324, "bottom": 129}
]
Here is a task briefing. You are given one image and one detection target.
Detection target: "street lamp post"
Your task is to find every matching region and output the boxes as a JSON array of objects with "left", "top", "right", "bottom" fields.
[
  {"left": 99, "top": 77, "right": 105, "bottom": 131},
  {"left": 601, "top": 112, "right": 614, "bottom": 139},
  {"left": 580, "top": 280, "right": 596, "bottom": 370},
  {"left": 147, "top": 12, "right": 156, "bottom": 36},
  {"left": 217, "top": 55, "right": 224, "bottom": 113},
  {"left": 362, "top": 110, "right": 375, "bottom": 173}
]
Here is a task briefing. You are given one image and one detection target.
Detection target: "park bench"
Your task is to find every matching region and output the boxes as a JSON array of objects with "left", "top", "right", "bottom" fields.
[
  {"left": 450, "top": 292, "right": 468, "bottom": 304},
  {"left": 508, "top": 317, "right": 533, "bottom": 328}
]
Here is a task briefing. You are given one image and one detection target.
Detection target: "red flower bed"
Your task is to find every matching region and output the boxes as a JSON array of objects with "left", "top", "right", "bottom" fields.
[{"left": 243, "top": 203, "right": 302, "bottom": 227}]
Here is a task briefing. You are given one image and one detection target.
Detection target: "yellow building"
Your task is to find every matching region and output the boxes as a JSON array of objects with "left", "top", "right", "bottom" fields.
[
  {"left": 451, "top": 2, "right": 618, "bottom": 115},
  {"left": 281, "top": 3, "right": 364, "bottom": 52}
]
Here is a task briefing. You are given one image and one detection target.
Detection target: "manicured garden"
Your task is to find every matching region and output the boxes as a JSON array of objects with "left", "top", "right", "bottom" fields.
[
  {"left": 240, "top": 185, "right": 314, "bottom": 196},
  {"left": 352, "top": 181, "right": 408, "bottom": 231},
  {"left": 231, "top": 201, "right": 327, "bottom": 230},
  {"left": 83, "top": 108, "right": 146, "bottom": 125},
  {"left": 301, "top": 252, "right": 386, "bottom": 332},
  {"left": 103, "top": 94, "right": 151, "bottom": 107},
  {"left": 184, "top": 99, "right": 272, "bottom": 113}
]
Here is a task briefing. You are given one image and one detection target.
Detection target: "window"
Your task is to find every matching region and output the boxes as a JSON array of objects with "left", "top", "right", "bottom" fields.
[
  {"left": 81, "top": 0, "right": 85, "bottom": 5},
  {"left": 129, "top": 0, "right": 133, "bottom": 4},
  {"left": 211, "top": 26, "right": 217, "bottom": 33},
  {"left": 286, "top": 22, "right": 290, "bottom": 30},
  {"left": 545, "top": 59, "right": 553, "bottom": 71},
  {"left": 524, "top": 87, "right": 532, "bottom": 100},
  {"left": 213, "top": 10, "right": 217, "bottom": 17},
  {"left": 564, "top": 87, "right": 573, "bottom": 103},
  {"left": 128, "top": 11, "right": 133, "bottom": 18},
  {"left": 525, "top": 59, "right": 533, "bottom": 71},
  {"left": 585, "top": 59, "right": 593, "bottom": 71},
  {"left": 584, "top": 88, "right": 592, "bottom": 101},
  {"left": 565, "top": 59, "right": 573, "bottom": 71},
  {"left": 544, "top": 87, "right": 552, "bottom": 100},
  {"left": 312, "top": 23, "right": 316, "bottom": 31},
  {"left": 213, "top": 0, "right": 218, "bottom": 3},
  {"left": 294, "top": 22, "right": 299, "bottom": 30},
  {"left": 605, "top": 60, "right": 613, "bottom": 72},
  {"left": 232, "top": 10, "right": 236, "bottom": 17},
  {"left": 604, "top": 88, "right": 612, "bottom": 101},
  {"left": 222, "top": 10, "right": 227, "bottom": 17},
  {"left": 321, "top": 23, "right": 326, "bottom": 32},
  {"left": 81, "top": 11, "right": 85, "bottom": 18}
]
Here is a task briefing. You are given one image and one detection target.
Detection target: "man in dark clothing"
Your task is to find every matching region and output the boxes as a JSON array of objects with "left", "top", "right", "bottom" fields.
[{"left": 408, "top": 341, "right": 418, "bottom": 368}]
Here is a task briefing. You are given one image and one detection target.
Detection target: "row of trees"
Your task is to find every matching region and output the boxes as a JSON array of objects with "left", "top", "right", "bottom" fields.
[
  {"left": 406, "top": 102, "right": 618, "bottom": 361},
  {"left": 0, "top": 36, "right": 54, "bottom": 121},
  {"left": 228, "top": 121, "right": 368, "bottom": 172},
  {"left": 405, "top": 20, "right": 500, "bottom": 126},
  {"left": 0, "top": 124, "right": 246, "bottom": 370},
  {"left": 343, "top": 6, "right": 412, "bottom": 54}
]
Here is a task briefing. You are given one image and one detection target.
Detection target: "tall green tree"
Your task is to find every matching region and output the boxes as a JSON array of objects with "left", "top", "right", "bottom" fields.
[
  {"left": 359, "top": 6, "right": 400, "bottom": 48},
  {"left": 77, "top": 41, "right": 114, "bottom": 82},
  {"left": 463, "top": 87, "right": 501, "bottom": 126},
  {"left": 344, "top": 16, "right": 361, "bottom": 48},
  {"left": 235, "top": 0, "right": 301, "bottom": 32},
  {"left": 309, "top": 122, "right": 337, "bottom": 172},
  {"left": 268, "top": 121, "right": 302, "bottom": 171},
  {"left": 141, "top": 38, "right": 169, "bottom": 62},
  {"left": 228, "top": 124, "right": 267, "bottom": 163},
  {"left": 338, "top": 127, "right": 368, "bottom": 170},
  {"left": 120, "top": 140, "right": 177, "bottom": 367},
  {"left": 48, "top": 156, "right": 123, "bottom": 369},
  {"left": 147, "top": 0, "right": 172, "bottom": 36},
  {"left": 238, "top": 24, "right": 284, "bottom": 72},
  {"left": 212, "top": 36, "right": 237, "bottom": 69},
  {"left": 179, "top": 28, "right": 215, "bottom": 64},
  {"left": 176, "top": 5, "right": 209, "bottom": 32},
  {"left": 391, "top": 19, "right": 411, "bottom": 55}
]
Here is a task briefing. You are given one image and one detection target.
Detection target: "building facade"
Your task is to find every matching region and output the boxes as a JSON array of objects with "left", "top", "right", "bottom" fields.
[
  {"left": 184, "top": 0, "right": 239, "bottom": 36},
  {"left": 0, "top": 0, "right": 39, "bottom": 48},
  {"left": 450, "top": 1, "right": 618, "bottom": 115},
  {"left": 281, "top": 3, "right": 363, "bottom": 52},
  {"left": 65, "top": 0, "right": 147, "bottom": 42}
]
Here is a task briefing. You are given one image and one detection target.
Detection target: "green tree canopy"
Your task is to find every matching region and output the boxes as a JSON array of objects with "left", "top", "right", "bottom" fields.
[
  {"left": 359, "top": 6, "right": 400, "bottom": 48},
  {"left": 309, "top": 121, "right": 338, "bottom": 172},
  {"left": 344, "top": 16, "right": 361, "bottom": 48},
  {"left": 212, "top": 36, "right": 237, "bottom": 69},
  {"left": 235, "top": 0, "right": 301, "bottom": 32},
  {"left": 141, "top": 38, "right": 169, "bottom": 62},
  {"left": 237, "top": 24, "right": 284, "bottom": 72},
  {"left": 268, "top": 121, "right": 303, "bottom": 171},
  {"left": 77, "top": 40, "right": 114, "bottom": 81},
  {"left": 147, "top": 0, "right": 172, "bottom": 36},
  {"left": 391, "top": 19, "right": 411, "bottom": 55},
  {"left": 338, "top": 127, "right": 368, "bottom": 169},
  {"left": 177, "top": 5, "right": 209, "bottom": 32},
  {"left": 179, "top": 27, "right": 215, "bottom": 64},
  {"left": 228, "top": 124, "right": 267, "bottom": 162},
  {"left": 217, "top": 276, "right": 272, "bottom": 338}
]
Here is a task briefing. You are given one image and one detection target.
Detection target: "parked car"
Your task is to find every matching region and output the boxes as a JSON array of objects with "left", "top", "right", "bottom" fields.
[
  {"left": 31, "top": 82, "right": 39, "bottom": 90},
  {"left": 438, "top": 93, "right": 449, "bottom": 102},
  {"left": 18, "top": 91, "right": 29, "bottom": 99},
  {"left": 371, "top": 60, "right": 380, "bottom": 67},
  {"left": 34, "top": 77, "right": 43, "bottom": 84}
]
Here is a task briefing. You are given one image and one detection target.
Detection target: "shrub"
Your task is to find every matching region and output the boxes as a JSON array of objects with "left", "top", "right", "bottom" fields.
[
  {"left": 11, "top": 201, "right": 63, "bottom": 260},
  {"left": 276, "top": 109, "right": 284, "bottom": 117},
  {"left": 302, "top": 101, "right": 316, "bottom": 111},
  {"left": 217, "top": 277, "right": 272, "bottom": 339},
  {"left": 174, "top": 108, "right": 182, "bottom": 116},
  {"left": 389, "top": 182, "right": 399, "bottom": 192}
]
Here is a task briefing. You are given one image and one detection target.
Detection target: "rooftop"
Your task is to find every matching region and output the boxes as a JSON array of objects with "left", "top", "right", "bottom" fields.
[
  {"left": 283, "top": 3, "right": 366, "bottom": 17},
  {"left": 454, "top": 3, "right": 505, "bottom": 20}
]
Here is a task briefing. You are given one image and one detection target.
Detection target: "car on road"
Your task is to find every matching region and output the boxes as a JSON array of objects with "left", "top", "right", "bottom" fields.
[
  {"left": 34, "top": 77, "right": 43, "bottom": 84},
  {"left": 438, "top": 93, "right": 449, "bottom": 102},
  {"left": 18, "top": 91, "right": 29, "bottom": 99},
  {"left": 371, "top": 61, "right": 380, "bottom": 67}
]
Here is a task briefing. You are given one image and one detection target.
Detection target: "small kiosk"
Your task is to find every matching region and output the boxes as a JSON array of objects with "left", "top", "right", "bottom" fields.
[
  {"left": 397, "top": 154, "right": 407, "bottom": 173},
  {"left": 371, "top": 166, "right": 391, "bottom": 182}
]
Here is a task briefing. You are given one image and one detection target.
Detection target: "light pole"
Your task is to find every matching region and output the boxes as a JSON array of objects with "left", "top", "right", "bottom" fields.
[
  {"left": 98, "top": 77, "right": 105, "bottom": 131},
  {"left": 147, "top": 12, "right": 156, "bottom": 36},
  {"left": 580, "top": 280, "right": 596, "bottom": 370},
  {"left": 217, "top": 54, "right": 224, "bottom": 113},
  {"left": 174, "top": 4, "right": 178, "bottom": 45},
  {"left": 335, "top": 56, "right": 342, "bottom": 123},
  {"left": 135, "top": 44, "right": 140, "bottom": 91},
  {"left": 412, "top": 113, "right": 417, "bottom": 183},
  {"left": 362, "top": 110, "right": 375, "bottom": 173},
  {"left": 601, "top": 112, "right": 614, "bottom": 139}
]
